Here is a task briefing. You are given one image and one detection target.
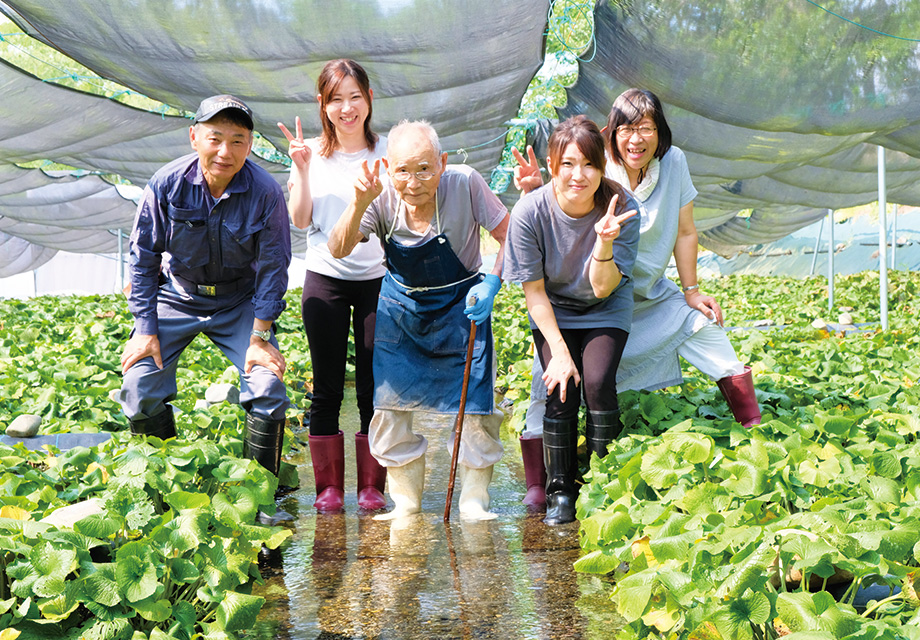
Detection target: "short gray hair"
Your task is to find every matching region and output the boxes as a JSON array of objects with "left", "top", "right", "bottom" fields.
[{"left": 387, "top": 119, "right": 442, "bottom": 155}]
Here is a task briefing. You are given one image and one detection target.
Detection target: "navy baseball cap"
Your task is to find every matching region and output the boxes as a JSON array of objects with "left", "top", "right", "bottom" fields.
[{"left": 194, "top": 95, "right": 254, "bottom": 130}]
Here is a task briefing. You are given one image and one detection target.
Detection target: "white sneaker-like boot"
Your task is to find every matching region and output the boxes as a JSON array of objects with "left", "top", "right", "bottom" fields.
[
  {"left": 374, "top": 455, "right": 426, "bottom": 521},
  {"left": 458, "top": 464, "right": 498, "bottom": 521}
]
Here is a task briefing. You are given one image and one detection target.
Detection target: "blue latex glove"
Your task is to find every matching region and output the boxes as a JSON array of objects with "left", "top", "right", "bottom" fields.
[{"left": 464, "top": 274, "right": 502, "bottom": 325}]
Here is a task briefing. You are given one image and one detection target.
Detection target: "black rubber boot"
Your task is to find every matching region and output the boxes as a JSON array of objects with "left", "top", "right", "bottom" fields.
[
  {"left": 542, "top": 416, "right": 578, "bottom": 526},
  {"left": 244, "top": 412, "right": 294, "bottom": 525},
  {"left": 244, "top": 412, "right": 285, "bottom": 476},
  {"left": 585, "top": 409, "right": 622, "bottom": 462},
  {"left": 129, "top": 409, "right": 176, "bottom": 440}
]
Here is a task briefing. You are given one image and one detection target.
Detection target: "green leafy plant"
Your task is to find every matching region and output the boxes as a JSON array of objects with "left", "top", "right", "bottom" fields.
[
  {"left": 493, "top": 284, "right": 536, "bottom": 430},
  {"left": 5, "top": 270, "right": 920, "bottom": 638},
  {"left": 575, "top": 270, "right": 920, "bottom": 639},
  {"left": 0, "top": 433, "right": 291, "bottom": 639}
]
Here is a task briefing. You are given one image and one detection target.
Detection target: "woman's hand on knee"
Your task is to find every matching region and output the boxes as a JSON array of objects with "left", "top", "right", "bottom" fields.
[
  {"left": 686, "top": 289, "right": 724, "bottom": 326},
  {"left": 542, "top": 353, "right": 581, "bottom": 403}
]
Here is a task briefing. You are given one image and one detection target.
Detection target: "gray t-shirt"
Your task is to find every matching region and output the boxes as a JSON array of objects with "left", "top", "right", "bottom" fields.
[
  {"left": 359, "top": 165, "right": 507, "bottom": 273},
  {"left": 502, "top": 183, "right": 640, "bottom": 331}
]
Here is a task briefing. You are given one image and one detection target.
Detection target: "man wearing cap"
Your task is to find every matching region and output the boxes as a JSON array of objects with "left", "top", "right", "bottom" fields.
[{"left": 118, "top": 95, "right": 292, "bottom": 483}]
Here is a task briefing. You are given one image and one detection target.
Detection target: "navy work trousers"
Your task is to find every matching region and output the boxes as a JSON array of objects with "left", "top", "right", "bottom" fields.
[{"left": 119, "top": 283, "right": 289, "bottom": 421}]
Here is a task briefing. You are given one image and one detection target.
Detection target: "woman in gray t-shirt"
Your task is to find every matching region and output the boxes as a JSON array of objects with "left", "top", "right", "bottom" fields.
[{"left": 503, "top": 116, "right": 640, "bottom": 525}]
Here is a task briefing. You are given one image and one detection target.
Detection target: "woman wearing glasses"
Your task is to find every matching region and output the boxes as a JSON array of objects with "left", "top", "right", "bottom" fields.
[
  {"left": 514, "top": 90, "right": 761, "bottom": 510},
  {"left": 279, "top": 59, "right": 388, "bottom": 512},
  {"left": 503, "top": 116, "right": 639, "bottom": 525},
  {"left": 601, "top": 88, "right": 759, "bottom": 424}
]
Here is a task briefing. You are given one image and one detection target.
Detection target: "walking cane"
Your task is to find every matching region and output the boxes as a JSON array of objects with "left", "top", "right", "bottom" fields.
[{"left": 444, "top": 312, "right": 477, "bottom": 522}]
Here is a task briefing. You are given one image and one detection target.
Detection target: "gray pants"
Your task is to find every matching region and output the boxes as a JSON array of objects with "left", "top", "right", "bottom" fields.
[{"left": 119, "top": 284, "right": 289, "bottom": 421}]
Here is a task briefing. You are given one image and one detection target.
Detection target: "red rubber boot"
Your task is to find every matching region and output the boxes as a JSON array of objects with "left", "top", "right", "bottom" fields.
[
  {"left": 355, "top": 433, "right": 387, "bottom": 511},
  {"left": 716, "top": 366, "right": 762, "bottom": 428},
  {"left": 309, "top": 431, "right": 345, "bottom": 512}
]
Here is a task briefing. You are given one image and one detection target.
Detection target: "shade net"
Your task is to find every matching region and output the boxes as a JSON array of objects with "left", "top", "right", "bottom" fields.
[
  {"left": 2, "top": 0, "right": 920, "bottom": 274},
  {"left": 554, "top": 0, "right": 920, "bottom": 255},
  {"left": 0, "top": 0, "right": 548, "bottom": 273}
]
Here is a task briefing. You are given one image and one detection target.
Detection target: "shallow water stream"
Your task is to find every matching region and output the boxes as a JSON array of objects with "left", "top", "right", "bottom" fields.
[{"left": 247, "top": 392, "right": 623, "bottom": 639}]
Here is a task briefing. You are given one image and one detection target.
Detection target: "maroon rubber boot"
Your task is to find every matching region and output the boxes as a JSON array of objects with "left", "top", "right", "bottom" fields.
[
  {"left": 716, "top": 366, "right": 762, "bottom": 428},
  {"left": 520, "top": 436, "right": 547, "bottom": 510},
  {"left": 355, "top": 433, "right": 387, "bottom": 510},
  {"left": 309, "top": 431, "right": 345, "bottom": 512}
]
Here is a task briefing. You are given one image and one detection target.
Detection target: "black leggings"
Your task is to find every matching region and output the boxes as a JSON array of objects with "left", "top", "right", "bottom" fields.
[
  {"left": 301, "top": 271, "right": 381, "bottom": 435},
  {"left": 533, "top": 326, "right": 628, "bottom": 421}
]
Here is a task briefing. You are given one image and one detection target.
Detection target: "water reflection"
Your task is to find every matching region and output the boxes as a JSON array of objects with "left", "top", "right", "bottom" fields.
[{"left": 250, "top": 396, "right": 623, "bottom": 639}]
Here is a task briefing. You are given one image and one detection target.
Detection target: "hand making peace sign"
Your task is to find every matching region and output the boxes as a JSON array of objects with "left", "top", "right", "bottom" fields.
[
  {"left": 277, "top": 116, "right": 311, "bottom": 170},
  {"left": 510, "top": 145, "right": 544, "bottom": 194},
  {"left": 595, "top": 194, "right": 637, "bottom": 243},
  {"left": 355, "top": 158, "right": 383, "bottom": 208}
]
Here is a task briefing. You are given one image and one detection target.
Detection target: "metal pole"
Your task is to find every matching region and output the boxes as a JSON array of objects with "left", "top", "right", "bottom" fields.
[
  {"left": 118, "top": 229, "right": 125, "bottom": 292},
  {"left": 827, "top": 209, "right": 835, "bottom": 312},
  {"left": 878, "top": 146, "right": 889, "bottom": 330},
  {"left": 809, "top": 216, "right": 824, "bottom": 276},
  {"left": 891, "top": 204, "right": 898, "bottom": 270}
]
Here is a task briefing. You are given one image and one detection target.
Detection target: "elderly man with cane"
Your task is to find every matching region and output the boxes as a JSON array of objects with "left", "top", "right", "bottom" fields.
[{"left": 329, "top": 120, "right": 509, "bottom": 521}]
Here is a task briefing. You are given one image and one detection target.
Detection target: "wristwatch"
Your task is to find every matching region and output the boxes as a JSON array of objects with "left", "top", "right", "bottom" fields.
[{"left": 251, "top": 328, "right": 271, "bottom": 341}]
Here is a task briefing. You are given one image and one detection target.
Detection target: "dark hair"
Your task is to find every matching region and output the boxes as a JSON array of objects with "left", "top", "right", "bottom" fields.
[
  {"left": 547, "top": 115, "right": 629, "bottom": 214},
  {"left": 604, "top": 88, "right": 672, "bottom": 171},
  {"left": 316, "top": 59, "right": 378, "bottom": 158}
]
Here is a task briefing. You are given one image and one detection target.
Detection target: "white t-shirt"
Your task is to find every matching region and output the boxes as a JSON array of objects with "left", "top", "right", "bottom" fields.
[{"left": 296, "top": 137, "right": 387, "bottom": 280}]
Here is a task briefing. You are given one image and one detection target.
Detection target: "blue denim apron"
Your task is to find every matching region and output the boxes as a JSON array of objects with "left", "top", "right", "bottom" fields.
[{"left": 373, "top": 198, "right": 494, "bottom": 414}]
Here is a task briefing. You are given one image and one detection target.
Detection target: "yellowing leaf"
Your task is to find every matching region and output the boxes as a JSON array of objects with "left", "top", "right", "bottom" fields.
[
  {"left": 642, "top": 605, "right": 680, "bottom": 632},
  {"left": 631, "top": 536, "right": 657, "bottom": 567},
  {"left": 688, "top": 621, "right": 723, "bottom": 640},
  {"left": 817, "top": 442, "right": 844, "bottom": 461},
  {"left": 902, "top": 570, "right": 920, "bottom": 607},
  {"left": 0, "top": 505, "right": 32, "bottom": 520},
  {"left": 84, "top": 462, "right": 110, "bottom": 483}
]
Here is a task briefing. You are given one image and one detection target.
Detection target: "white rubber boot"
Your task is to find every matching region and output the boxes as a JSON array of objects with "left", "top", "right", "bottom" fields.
[
  {"left": 458, "top": 464, "right": 498, "bottom": 521},
  {"left": 373, "top": 455, "right": 426, "bottom": 521}
]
